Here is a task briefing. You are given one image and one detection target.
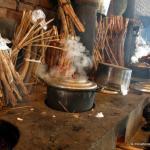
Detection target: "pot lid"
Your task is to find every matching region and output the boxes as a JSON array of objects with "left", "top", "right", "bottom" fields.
[
  {"left": 47, "top": 77, "right": 97, "bottom": 90},
  {"left": 131, "top": 82, "right": 150, "bottom": 93}
]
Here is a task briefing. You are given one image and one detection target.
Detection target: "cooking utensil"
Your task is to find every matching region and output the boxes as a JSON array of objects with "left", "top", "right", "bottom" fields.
[
  {"left": 130, "top": 64, "right": 150, "bottom": 79},
  {"left": 46, "top": 77, "right": 98, "bottom": 112},
  {"left": 95, "top": 62, "right": 132, "bottom": 95},
  {"left": 131, "top": 82, "right": 150, "bottom": 93}
]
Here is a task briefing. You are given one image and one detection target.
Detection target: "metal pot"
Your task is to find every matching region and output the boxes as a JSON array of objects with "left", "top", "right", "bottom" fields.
[
  {"left": 130, "top": 65, "right": 150, "bottom": 79},
  {"left": 95, "top": 63, "right": 132, "bottom": 95},
  {"left": 45, "top": 78, "right": 98, "bottom": 112}
]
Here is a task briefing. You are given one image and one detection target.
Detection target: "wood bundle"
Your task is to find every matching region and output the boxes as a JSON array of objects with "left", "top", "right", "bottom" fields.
[
  {"left": 109, "top": 16, "right": 129, "bottom": 66},
  {"left": 93, "top": 16, "right": 129, "bottom": 69},
  {"left": 0, "top": 50, "right": 28, "bottom": 107},
  {"left": 58, "top": 0, "right": 85, "bottom": 33},
  {"left": 46, "top": 0, "right": 85, "bottom": 77},
  {"left": 58, "top": 4, "right": 76, "bottom": 37},
  {"left": 11, "top": 10, "right": 63, "bottom": 82},
  {"left": 45, "top": 26, "right": 63, "bottom": 69},
  {"left": 45, "top": 25, "right": 73, "bottom": 77}
]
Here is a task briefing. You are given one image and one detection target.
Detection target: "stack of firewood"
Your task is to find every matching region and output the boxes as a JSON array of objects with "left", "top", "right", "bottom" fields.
[
  {"left": 0, "top": 49, "right": 28, "bottom": 107},
  {"left": 45, "top": 0, "right": 85, "bottom": 77},
  {"left": 58, "top": 0, "right": 85, "bottom": 34},
  {"left": 11, "top": 10, "right": 63, "bottom": 82},
  {"left": 0, "top": 9, "right": 64, "bottom": 108},
  {"left": 93, "top": 16, "right": 129, "bottom": 69}
]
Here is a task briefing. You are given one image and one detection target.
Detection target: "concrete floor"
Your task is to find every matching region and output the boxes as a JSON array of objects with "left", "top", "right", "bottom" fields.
[{"left": 0, "top": 85, "right": 149, "bottom": 150}]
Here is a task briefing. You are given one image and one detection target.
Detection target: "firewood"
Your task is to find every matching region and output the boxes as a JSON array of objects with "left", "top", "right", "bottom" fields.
[
  {"left": 4, "top": 52, "right": 28, "bottom": 95},
  {"left": 58, "top": 0, "right": 85, "bottom": 32},
  {"left": 0, "top": 62, "right": 17, "bottom": 106},
  {"left": 93, "top": 16, "right": 129, "bottom": 68},
  {"left": 58, "top": 6, "right": 69, "bottom": 37}
]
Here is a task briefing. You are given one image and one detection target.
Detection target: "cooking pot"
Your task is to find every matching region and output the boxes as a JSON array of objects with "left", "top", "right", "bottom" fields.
[
  {"left": 45, "top": 77, "right": 98, "bottom": 112},
  {"left": 95, "top": 63, "right": 132, "bottom": 95},
  {"left": 129, "top": 64, "right": 150, "bottom": 79},
  {"left": 131, "top": 82, "right": 150, "bottom": 93}
]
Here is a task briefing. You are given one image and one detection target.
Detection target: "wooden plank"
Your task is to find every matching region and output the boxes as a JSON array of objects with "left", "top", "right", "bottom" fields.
[
  {"left": 0, "top": 7, "right": 7, "bottom": 18},
  {"left": 0, "top": 0, "right": 16, "bottom": 10},
  {"left": 18, "top": 2, "right": 34, "bottom": 11},
  {"left": 0, "top": 7, "right": 21, "bottom": 22}
]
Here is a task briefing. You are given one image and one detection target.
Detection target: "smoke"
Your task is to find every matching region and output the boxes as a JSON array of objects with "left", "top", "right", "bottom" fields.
[
  {"left": 66, "top": 36, "right": 92, "bottom": 77},
  {"left": 131, "top": 35, "right": 150, "bottom": 63},
  {"left": 49, "top": 36, "right": 92, "bottom": 79}
]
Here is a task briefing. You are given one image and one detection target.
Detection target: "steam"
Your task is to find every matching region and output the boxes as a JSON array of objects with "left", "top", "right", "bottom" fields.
[
  {"left": 66, "top": 36, "right": 92, "bottom": 77},
  {"left": 131, "top": 35, "right": 150, "bottom": 63},
  {"left": 49, "top": 36, "right": 92, "bottom": 79}
]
